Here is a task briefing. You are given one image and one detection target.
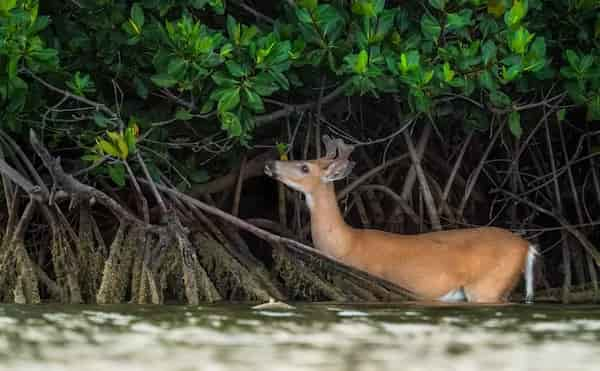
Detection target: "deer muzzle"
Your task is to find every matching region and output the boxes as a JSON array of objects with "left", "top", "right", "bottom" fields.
[{"left": 264, "top": 160, "right": 276, "bottom": 178}]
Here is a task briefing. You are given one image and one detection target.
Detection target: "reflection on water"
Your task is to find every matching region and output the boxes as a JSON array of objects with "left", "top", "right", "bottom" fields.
[{"left": 1, "top": 303, "right": 600, "bottom": 371}]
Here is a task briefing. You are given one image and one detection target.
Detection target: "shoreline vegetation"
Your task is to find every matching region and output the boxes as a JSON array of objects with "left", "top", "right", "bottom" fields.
[{"left": 1, "top": 1, "right": 599, "bottom": 304}]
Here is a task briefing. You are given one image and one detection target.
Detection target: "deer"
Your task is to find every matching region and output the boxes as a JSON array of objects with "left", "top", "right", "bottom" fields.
[{"left": 264, "top": 135, "right": 537, "bottom": 303}]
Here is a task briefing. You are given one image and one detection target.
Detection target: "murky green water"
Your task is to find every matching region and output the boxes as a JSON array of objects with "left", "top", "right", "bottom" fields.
[{"left": 1, "top": 303, "right": 600, "bottom": 371}]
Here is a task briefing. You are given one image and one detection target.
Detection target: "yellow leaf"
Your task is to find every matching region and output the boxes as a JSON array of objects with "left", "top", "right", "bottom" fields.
[
  {"left": 107, "top": 131, "right": 121, "bottom": 143},
  {"left": 488, "top": 0, "right": 505, "bottom": 17},
  {"left": 97, "top": 139, "right": 120, "bottom": 157},
  {"left": 116, "top": 136, "right": 129, "bottom": 159}
]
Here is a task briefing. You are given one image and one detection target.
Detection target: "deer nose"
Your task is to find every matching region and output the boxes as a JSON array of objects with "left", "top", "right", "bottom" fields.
[{"left": 264, "top": 161, "right": 275, "bottom": 177}]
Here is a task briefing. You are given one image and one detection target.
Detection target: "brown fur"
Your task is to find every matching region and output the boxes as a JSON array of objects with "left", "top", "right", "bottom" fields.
[{"left": 265, "top": 151, "right": 530, "bottom": 303}]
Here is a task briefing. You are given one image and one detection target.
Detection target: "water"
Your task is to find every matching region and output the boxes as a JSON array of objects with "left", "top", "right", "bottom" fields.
[{"left": 1, "top": 303, "right": 600, "bottom": 371}]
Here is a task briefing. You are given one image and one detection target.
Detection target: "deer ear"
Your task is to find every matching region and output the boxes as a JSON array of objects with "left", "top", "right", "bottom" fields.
[{"left": 322, "top": 160, "right": 355, "bottom": 182}]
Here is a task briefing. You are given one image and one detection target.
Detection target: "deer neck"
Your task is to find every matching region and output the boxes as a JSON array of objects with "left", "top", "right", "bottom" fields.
[{"left": 306, "top": 183, "right": 353, "bottom": 259}]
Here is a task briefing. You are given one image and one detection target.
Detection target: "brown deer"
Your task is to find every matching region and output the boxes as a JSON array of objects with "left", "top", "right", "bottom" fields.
[{"left": 264, "top": 136, "right": 536, "bottom": 303}]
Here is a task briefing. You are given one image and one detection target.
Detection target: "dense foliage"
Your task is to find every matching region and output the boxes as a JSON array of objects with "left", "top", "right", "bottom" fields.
[{"left": 1, "top": 0, "right": 598, "bottom": 186}]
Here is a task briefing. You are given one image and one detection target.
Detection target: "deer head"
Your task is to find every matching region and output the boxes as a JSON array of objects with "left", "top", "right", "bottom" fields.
[{"left": 264, "top": 136, "right": 356, "bottom": 195}]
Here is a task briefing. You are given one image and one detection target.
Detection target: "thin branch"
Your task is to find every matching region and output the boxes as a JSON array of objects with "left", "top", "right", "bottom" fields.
[
  {"left": 359, "top": 185, "right": 420, "bottom": 225},
  {"left": 402, "top": 129, "right": 441, "bottom": 230},
  {"left": 25, "top": 69, "right": 124, "bottom": 129},
  {"left": 233, "top": 1, "right": 275, "bottom": 24},
  {"left": 501, "top": 190, "right": 600, "bottom": 266},
  {"left": 232, "top": 156, "right": 247, "bottom": 217},
  {"left": 255, "top": 80, "right": 351, "bottom": 125},
  {"left": 338, "top": 154, "right": 410, "bottom": 200},
  {"left": 439, "top": 131, "right": 473, "bottom": 215},
  {"left": 136, "top": 151, "right": 168, "bottom": 216}
]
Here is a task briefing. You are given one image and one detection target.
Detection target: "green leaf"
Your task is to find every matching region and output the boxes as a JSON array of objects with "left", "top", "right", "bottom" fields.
[
  {"left": 240, "top": 26, "right": 258, "bottom": 46},
  {"left": 167, "top": 58, "right": 187, "bottom": 77},
  {"left": 208, "top": 0, "right": 224, "bottom": 14},
  {"left": 481, "top": 40, "right": 497, "bottom": 65},
  {"left": 579, "top": 55, "right": 594, "bottom": 74},
  {"left": 504, "top": 0, "right": 527, "bottom": 28},
  {"left": 298, "top": 0, "right": 318, "bottom": 11},
  {"left": 93, "top": 113, "right": 111, "bottom": 128},
  {"left": 217, "top": 87, "right": 241, "bottom": 113},
  {"left": 428, "top": 0, "right": 445, "bottom": 11},
  {"left": 398, "top": 50, "right": 420, "bottom": 74},
  {"left": 265, "top": 41, "right": 291, "bottom": 66},
  {"left": 251, "top": 73, "right": 279, "bottom": 96},
  {"left": 529, "top": 37, "right": 546, "bottom": 58},
  {"left": 295, "top": 8, "right": 313, "bottom": 23},
  {"left": 420, "top": 14, "right": 441, "bottom": 42},
  {"left": 502, "top": 63, "right": 522, "bottom": 81},
  {"left": 176, "top": 108, "right": 194, "bottom": 121},
  {"left": 509, "top": 26, "right": 534, "bottom": 55},
  {"left": 565, "top": 50, "right": 580, "bottom": 70},
  {"left": 151, "top": 74, "right": 178, "bottom": 88},
  {"left": 220, "top": 112, "right": 242, "bottom": 137},
  {"left": 479, "top": 70, "right": 497, "bottom": 91},
  {"left": 226, "top": 60, "right": 246, "bottom": 77},
  {"left": 200, "top": 100, "right": 214, "bottom": 114},
  {"left": 523, "top": 37, "right": 546, "bottom": 72},
  {"left": 508, "top": 111, "right": 522, "bottom": 138},
  {"left": 352, "top": 0, "right": 384, "bottom": 17},
  {"left": 268, "top": 70, "right": 290, "bottom": 90},
  {"left": 108, "top": 164, "right": 126, "bottom": 187},
  {"left": 131, "top": 3, "right": 145, "bottom": 29},
  {"left": 354, "top": 50, "right": 369, "bottom": 74},
  {"left": 442, "top": 62, "right": 455, "bottom": 82},
  {"left": 489, "top": 90, "right": 512, "bottom": 107},
  {"left": 411, "top": 89, "right": 431, "bottom": 112},
  {"left": 423, "top": 70, "right": 434, "bottom": 85},
  {"left": 374, "top": 10, "right": 395, "bottom": 41},
  {"left": 0, "top": 0, "right": 16, "bottom": 12},
  {"left": 212, "top": 71, "right": 239, "bottom": 87},
  {"left": 446, "top": 10, "right": 472, "bottom": 32},
  {"left": 243, "top": 88, "right": 264, "bottom": 112},
  {"left": 227, "top": 15, "right": 240, "bottom": 44},
  {"left": 7, "top": 56, "right": 19, "bottom": 80},
  {"left": 125, "top": 127, "right": 137, "bottom": 153}
]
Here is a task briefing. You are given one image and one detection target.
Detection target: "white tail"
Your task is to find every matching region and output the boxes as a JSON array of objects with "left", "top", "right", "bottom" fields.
[
  {"left": 265, "top": 136, "right": 536, "bottom": 303},
  {"left": 525, "top": 245, "right": 538, "bottom": 303}
]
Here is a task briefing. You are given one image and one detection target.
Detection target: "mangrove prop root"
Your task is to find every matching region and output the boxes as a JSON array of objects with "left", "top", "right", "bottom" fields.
[
  {"left": 194, "top": 232, "right": 274, "bottom": 301},
  {"left": 273, "top": 247, "right": 348, "bottom": 301},
  {"left": 97, "top": 224, "right": 138, "bottom": 304},
  {"left": 78, "top": 204, "right": 104, "bottom": 303},
  {"left": 14, "top": 240, "right": 41, "bottom": 304},
  {"left": 41, "top": 204, "right": 83, "bottom": 304}
]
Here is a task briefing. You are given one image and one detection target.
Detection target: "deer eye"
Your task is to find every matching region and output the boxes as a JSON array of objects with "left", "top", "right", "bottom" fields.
[{"left": 300, "top": 164, "right": 310, "bottom": 174}]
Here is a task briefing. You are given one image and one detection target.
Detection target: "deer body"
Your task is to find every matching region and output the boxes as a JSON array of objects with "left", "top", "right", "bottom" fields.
[{"left": 265, "top": 136, "right": 536, "bottom": 303}]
